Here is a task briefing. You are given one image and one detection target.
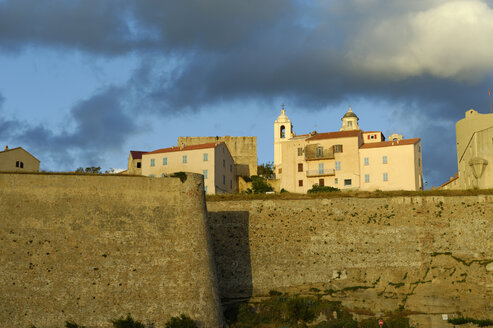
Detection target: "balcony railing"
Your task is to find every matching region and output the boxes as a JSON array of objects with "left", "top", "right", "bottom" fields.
[
  {"left": 304, "top": 149, "right": 335, "bottom": 161},
  {"left": 306, "top": 169, "right": 335, "bottom": 177}
]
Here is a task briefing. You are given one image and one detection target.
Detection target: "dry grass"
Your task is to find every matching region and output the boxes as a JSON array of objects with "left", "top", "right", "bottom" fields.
[{"left": 206, "top": 189, "right": 493, "bottom": 202}]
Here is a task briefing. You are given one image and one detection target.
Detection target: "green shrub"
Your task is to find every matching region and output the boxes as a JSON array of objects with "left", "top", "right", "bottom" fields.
[
  {"left": 287, "top": 296, "right": 316, "bottom": 324},
  {"left": 251, "top": 175, "right": 273, "bottom": 194},
  {"left": 111, "top": 314, "right": 145, "bottom": 328},
  {"left": 235, "top": 304, "right": 261, "bottom": 327},
  {"left": 448, "top": 317, "right": 493, "bottom": 327},
  {"left": 165, "top": 314, "right": 197, "bottom": 328},
  {"left": 308, "top": 184, "right": 340, "bottom": 193},
  {"left": 65, "top": 322, "right": 85, "bottom": 328}
]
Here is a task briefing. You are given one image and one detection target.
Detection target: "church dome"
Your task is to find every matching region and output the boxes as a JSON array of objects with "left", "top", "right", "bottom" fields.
[{"left": 342, "top": 107, "right": 358, "bottom": 119}]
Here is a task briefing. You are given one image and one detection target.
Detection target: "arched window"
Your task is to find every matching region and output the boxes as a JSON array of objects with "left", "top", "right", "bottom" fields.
[
  {"left": 280, "top": 125, "right": 286, "bottom": 138},
  {"left": 20, "top": 162, "right": 24, "bottom": 168}
]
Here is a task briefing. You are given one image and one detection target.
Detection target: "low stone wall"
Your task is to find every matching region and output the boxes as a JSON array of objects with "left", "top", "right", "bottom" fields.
[
  {"left": 207, "top": 196, "right": 493, "bottom": 325},
  {"left": 0, "top": 173, "right": 222, "bottom": 328}
]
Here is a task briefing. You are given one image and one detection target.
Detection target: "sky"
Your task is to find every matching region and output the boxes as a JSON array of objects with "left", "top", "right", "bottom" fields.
[{"left": 1, "top": 0, "right": 493, "bottom": 187}]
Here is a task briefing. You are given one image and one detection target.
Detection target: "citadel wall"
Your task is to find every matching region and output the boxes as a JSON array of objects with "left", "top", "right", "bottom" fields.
[
  {"left": 0, "top": 173, "right": 223, "bottom": 328},
  {"left": 207, "top": 196, "right": 493, "bottom": 326}
]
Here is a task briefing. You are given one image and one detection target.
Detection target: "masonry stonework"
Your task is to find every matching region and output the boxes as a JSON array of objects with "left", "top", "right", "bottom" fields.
[
  {"left": 0, "top": 173, "right": 223, "bottom": 328},
  {"left": 207, "top": 196, "right": 492, "bottom": 327}
]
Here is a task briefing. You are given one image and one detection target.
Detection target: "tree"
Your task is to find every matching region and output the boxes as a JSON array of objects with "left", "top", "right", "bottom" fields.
[
  {"left": 75, "top": 166, "right": 102, "bottom": 174},
  {"left": 257, "top": 162, "right": 274, "bottom": 176},
  {"left": 251, "top": 175, "right": 273, "bottom": 194}
]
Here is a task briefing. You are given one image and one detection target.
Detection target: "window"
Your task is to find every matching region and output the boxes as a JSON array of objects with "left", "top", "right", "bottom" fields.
[
  {"left": 383, "top": 172, "right": 388, "bottom": 181},
  {"left": 370, "top": 134, "right": 375, "bottom": 139},
  {"left": 298, "top": 180, "right": 303, "bottom": 187},
  {"left": 318, "top": 163, "right": 324, "bottom": 174},
  {"left": 382, "top": 156, "right": 387, "bottom": 164},
  {"left": 223, "top": 159, "right": 225, "bottom": 167},
  {"left": 203, "top": 170, "right": 208, "bottom": 179},
  {"left": 20, "top": 162, "right": 24, "bottom": 168},
  {"left": 335, "top": 161, "right": 341, "bottom": 170},
  {"left": 298, "top": 147, "right": 303, "bottom": 156},
  {"left": 183, "top": 155, "right": 187, "bottom": 163},
  {"left": 203, "top": 153, "right": 208, "bottom": 161},
  {"left": 163, "top": 157, "right": 167, "bottom": 165},
  {"left": 344, "top": 179, "right": 352, "bottom": 186},
  {"left": 364, "top": 157, "right": 369, "bottom": 165},
  {"left": 137, "top": 162, "right": 141, "bottom": 168},
  {"left": 365, "top": 174, "right": 370, "bottom": 183},
  {"left": 230, "top": 179, "right": 232, "bottom": 189},
  {"left": 223, "top": 175, "right": 226, "bottom": 184},
  {"left": 16, "top": 161, "right": 19, "bottom": 167},
  {"left": 280, "top": 125, "right": 286, "bottom": 138},
  {"left": 334, "top": 145, "right": 343, "bottom": 153},
  {"left": 279, "top": 168, "right": 282, "bottom": 174},
  {"left": 418, "top": 158, "right": 421, "bottom": 166},
  {"left": 334, "top": 178, "right": 338, "bottom": 184},
  {"left": 150, "top": 159, "right": 155, "bottom": 167},
  {"left": 348, "top": 121, "right": 353, "bottom": 127},
  {"left": 298, "top": 163, "right": 303, "bottom": 172},
  {"left": 319, "top": 178, "right": 324, "bottom": 186},
  {"left": 316, "top": 147, "right": 323, "bottom": 157},
  {"left": 230, "top": 164, "right": 233, "bottom": 172}
]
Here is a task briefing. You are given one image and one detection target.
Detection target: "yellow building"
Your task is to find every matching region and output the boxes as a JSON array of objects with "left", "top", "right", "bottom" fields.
[
  {"left": 454, "top": 109, "right": 493, "bottom": 189},
  {"left": 0, "top": 146, "right": 40, "bottom": 172},
  {"left": 141, "top": 142, "right": 237, "bottom": 194},
  {"left": 127, "top": 150, "right": 147, "bottom": 175},
  {"left": 274, "top": 108, "right": 423, "bottom": 192}
]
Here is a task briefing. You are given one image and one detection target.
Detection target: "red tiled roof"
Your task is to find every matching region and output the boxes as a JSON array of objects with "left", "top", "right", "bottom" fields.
[
  {"left": 439, "top": 175, "right": 459, "bottom": 188},
  {"left": 130, "top": 150, "right": 148, "bottom": 159},
  {"left": 360, "top": 138, "right": 420, "bottom": 149},
  {"left": 307, "top": 130, "right": 362, "bottom": 141},
  {"left": 145, "top": 142, "right": 223, "bottom": 155}
]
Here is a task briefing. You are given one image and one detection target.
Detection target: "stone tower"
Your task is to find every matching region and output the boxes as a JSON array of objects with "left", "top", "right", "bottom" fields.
[
  {"left": 340, "top": 107, "right": 360, "bottom": 131},
  {"left": 274, "top": 108, "right": 293, "bottom": 169}
]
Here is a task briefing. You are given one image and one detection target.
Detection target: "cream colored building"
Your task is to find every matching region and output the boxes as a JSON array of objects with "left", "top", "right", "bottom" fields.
[
  {"left": 127, "top": 150, "right": 147, "bottom": 175},
  {"left": 178, "top": 136, "right": 257, "bottom": 176},
  {"left": 274, "top": 108, "right": 423, "bottom": 192},
  {"left": 0, "top": 146, "right": 40, "bottom": 172},
  {"left": 141, "top": 142, "right": 237, "bottom": 194},
  {"left": 454, "top": 109, "right": 493, "bottom": 189}
]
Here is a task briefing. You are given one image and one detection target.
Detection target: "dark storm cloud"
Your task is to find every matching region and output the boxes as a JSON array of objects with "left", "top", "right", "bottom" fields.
[
  {"left": 3, "top": 87, "right": 139, "bottom": 169},
  {"left": 2, "top": 0, "right": 493, "bottom": 184}
]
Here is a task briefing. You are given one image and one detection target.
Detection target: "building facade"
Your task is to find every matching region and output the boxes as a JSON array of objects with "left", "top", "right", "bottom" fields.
[
  {"left": 178, "top": 136, "right": 257, "bottom": 177},
  {"left": 274, "top": 108, "right": 423, "bottom": 193},
  {"left": 0, "top": 146, "right": 40, "bottom": 172},
  {"left": 140, "top": 142, "right": 237, "bottom": 194},
  {"left": 455, "top": 109, "right": 493, "bottom": 189}
]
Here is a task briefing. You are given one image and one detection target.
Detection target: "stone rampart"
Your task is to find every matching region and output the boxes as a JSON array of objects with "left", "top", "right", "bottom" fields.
[
  {"left": 0, "top": 173, "right": 222, "bottom": 328},
  {"left": 207, "top": 196, "right": 493, "bottom": 325}
]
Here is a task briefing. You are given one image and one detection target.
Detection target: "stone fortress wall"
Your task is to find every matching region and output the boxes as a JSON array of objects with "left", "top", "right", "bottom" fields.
[
  {"left": 207, "top": 196, "right": 492, "bottom": 327},
  {"left": 1, "top": 172, "right": 492, "bottom": 328},
  {"left": 0, "top": 173, "right": 223, "bottom": 328}
]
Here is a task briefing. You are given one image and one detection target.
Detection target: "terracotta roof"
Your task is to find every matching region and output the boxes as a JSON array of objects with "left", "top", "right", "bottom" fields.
[
  {"left": 360, "top": 138, "right": 420, "bottom": 149},
  {"left": 307, "top": 130, "right": 362, "bottom": 141},
  {"left": 145, "top": 142, "right": 223, "bottom": 155},
  {"left": 439, "top": 175, "right": 459, "bottom": 188},
  {"left": 363, "top": 131, "right": 382, "bottom": 134},
  {"left": 130, "top": 150, "right": 148, "bottom": 159}
]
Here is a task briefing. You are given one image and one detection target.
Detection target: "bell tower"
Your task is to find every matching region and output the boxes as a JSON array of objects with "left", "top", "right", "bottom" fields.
[
  {"left": 274, "top": 107, "right": 293, "bottom": 169},
  {"left": 340, "top": 107, "right": 360, "bottom": 131}
]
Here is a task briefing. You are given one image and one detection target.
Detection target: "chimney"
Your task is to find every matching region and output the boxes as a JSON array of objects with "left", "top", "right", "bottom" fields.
[{"left": 4, "top": 145, "right": 8, "bottom": 151}]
